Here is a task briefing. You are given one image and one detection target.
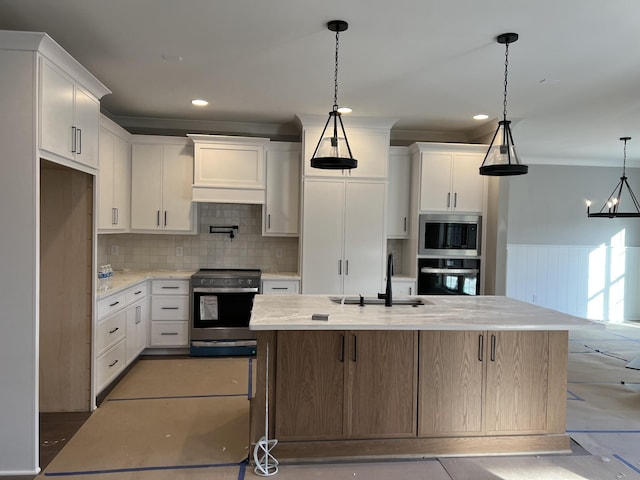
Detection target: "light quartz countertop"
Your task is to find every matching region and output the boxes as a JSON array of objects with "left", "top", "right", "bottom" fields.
[
  {"left": 261, "top": 272, "right": 300, "bottom": 280},
  {"left": 97, "top": 270, "right": 196, "bottom": 299},
  {"left": 249, "top": 294, "right": 603, "bottom": 331}
]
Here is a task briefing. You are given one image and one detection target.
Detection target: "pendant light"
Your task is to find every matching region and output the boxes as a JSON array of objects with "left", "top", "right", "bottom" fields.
[
  {"left": 310, "top": 20, "right": 357, "bottom": 170},
  {"left": 479, "top": 33, "right": 528, "bottom": 176},
  {"left": 587, "top": 137, "right": 640, "bottom": 218}
]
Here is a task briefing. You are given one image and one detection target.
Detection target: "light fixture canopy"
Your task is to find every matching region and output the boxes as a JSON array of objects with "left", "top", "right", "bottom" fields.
[
  {"left": 310, "top": 20, "right": 357, "bottom": 170},
  {"left": 479, "top": 32, "right": 528, "bottom": 176},
  {"left": 587, "top": 137, "right": 640, "bottom": 218}
]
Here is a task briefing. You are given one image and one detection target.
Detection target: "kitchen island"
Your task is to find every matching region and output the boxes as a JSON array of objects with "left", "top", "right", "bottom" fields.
[{"left": 249, "top": 294, "right": 602, "bottom": 462}]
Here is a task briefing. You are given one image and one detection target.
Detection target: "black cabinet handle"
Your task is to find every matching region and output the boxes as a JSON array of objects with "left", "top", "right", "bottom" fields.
[
  {"left": 161, "top": 332, "right": 179, "bottom": 336},
  {"left": 134, "top": 290, "right": 143, "bottom": 295},
  {"left": 76, "top": 128, "right": 82, "bottom": 154},
  {"left": 71, "top": 126, "right": 77, "bottom": 153},
  {"left": 109, "top": 327, "right": 119, "bottom": 334},
  {"left": 161, "top": 306, "right": 179, "bottom": 310},
  {"left": 108, "top": 359, "right": 118, "bottom": 368},
  {"left": 156, "top": 210, "right": 160, "bottom": 227},
  {"left": 352, "top": 334, "right": 357, "bottom": 362},
  {"left": 162, "top": 286, "right": 180, "bottom": 289},
  {"left": 339, "top": 334, "right": 345, "bottom": 362},
  {"left": 490, "top": 334, "right": 496, "bottom": 362},
  {"left": 478, "top": 334, "right": 484, "bottom": 361},
  {"left": 109, "top": 301, "right": 120, "bottom": 307}
]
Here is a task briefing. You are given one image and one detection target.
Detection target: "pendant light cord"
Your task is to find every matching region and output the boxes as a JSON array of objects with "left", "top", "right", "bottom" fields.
[
  {"left": 333, "top": 28, "right": 340, "bottom": 110},
  {"left": 503, "top": 41, "right": 510, "bottom": 122},
  {"left": 622, "top": 138, "right": 628, "bottom": 177}
]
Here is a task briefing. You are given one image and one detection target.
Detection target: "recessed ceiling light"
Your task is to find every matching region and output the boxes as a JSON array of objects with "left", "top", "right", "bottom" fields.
[
  {"left": 192, "top": 99, "right": 209, "bottom": 107},
  {"left": 337, "top": 106, "right": 352, "bottom": 114},
  {"left": 473, "top": 114, "right": 489, "bottom": 120}
]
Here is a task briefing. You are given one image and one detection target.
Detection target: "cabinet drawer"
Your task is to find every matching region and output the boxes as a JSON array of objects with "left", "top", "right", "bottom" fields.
[
  {"left": 262, "top": 280, "right": 300, "bottom": 294},
  {"left": 152, "top": 279, "right": 188, "bottom": 295},
  {"left": 95, "top": 340, "right": 126, "bottom": 392},
  {"left": 97, "top": 292, "right": 127, "bottom": 318},
  {"left": 151, "top": 295, "right": 189, "bottom": 320},
  {"left": 125, "top": 283, "right": 147, "bottom": 304},
  {"left": 150, "top": 321, "right": 188, "bottom": 346},
  {"left": 96, "top": 310, "right": 126, "bottom": 355}
]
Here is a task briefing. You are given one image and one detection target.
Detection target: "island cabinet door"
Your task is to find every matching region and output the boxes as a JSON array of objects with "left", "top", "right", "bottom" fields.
[
  {"left": 484, "top": 331, "right": 567, "bottom": 435},
  {"left": 274, "top": 331, "right": 346, "bottom": 441},
  {"left": 347, "top": 331, "right": 418, "bottom": 438},
  {"left": 418, "top": 331, "right": 485, "bottom": 436}
]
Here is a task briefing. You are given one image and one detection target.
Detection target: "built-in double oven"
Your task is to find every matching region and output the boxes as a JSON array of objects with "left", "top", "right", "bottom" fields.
[{"left": 417, "top": 214, "right": 481, "bottom": 296}]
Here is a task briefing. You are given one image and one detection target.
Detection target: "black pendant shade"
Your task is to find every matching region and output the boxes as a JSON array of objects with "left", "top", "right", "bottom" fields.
[
  {"left": 587, "top": 137, "right": 640, "bottom": 218},
  {"left": 310, "top": 20, "right": 357, "bottom": 170},
  {"left": 479, "top": 33, "right": 528, "bottom": 177}
]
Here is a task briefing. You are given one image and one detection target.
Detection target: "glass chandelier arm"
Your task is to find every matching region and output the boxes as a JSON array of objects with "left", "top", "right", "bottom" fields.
[{"left": 310, "top": 112, "right": 334, "bottom": 159}]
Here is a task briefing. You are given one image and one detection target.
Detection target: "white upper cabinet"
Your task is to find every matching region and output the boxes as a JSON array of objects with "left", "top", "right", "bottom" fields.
[
  {"left": 40, "top": 58, "right": 102, "bottom": 170},
  {"left": 188, "top": 134, "right": 269, "bottom": 204},
  {"left": 264, "top": 142, "right": 300, "bottom": 236},
  {"left": 298, "top": 115, "right": 396, "bottom": 179},
  {"left": 98, "top": 116, "right": 130, "bottom": 232},
  {"left": 412, "top": 143, "right": 487, "bottom": 214},
  {"left": 302, "top": 179, "right": 386, "bottom": 295},
  {"left": 387, "top": 146, "right": 411, "bottom": 238},
  {"left": 130, "top": 137, "right": 196, "bottom": 233}
]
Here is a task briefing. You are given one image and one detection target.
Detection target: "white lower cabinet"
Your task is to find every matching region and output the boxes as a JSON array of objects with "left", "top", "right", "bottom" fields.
[
  {"left": 262, "top": 279, "right": 300, "bottom": 294},
  {"left": 149, "top": 279, "right": 189, "bottom": 347},
  {"left": 96, "top": 282, "right": 148, "bottom": 394}
]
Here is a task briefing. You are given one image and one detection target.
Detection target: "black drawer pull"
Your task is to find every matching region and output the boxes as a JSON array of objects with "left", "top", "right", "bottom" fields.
[
  {"left": 161, "top": 307, "right": 179, "bottom": 310},
  {"left": 162, "top": 286, "right": 180, "bottom": 289},
  {"left": 134, "top": 290, "right": 143, "bottom": 295},
  {"left": 109, "top": 359, "right": 119, "bottom": 368},
  {"left": 161, "top": 332, "right": 179, "bottom": 336},
  {"left": 272, "top": 287, "right": 289, "bottom": 290},
  {"left": 109, "top": 327, "right": 119, "bottom": 334},
  {"left": 109, "top": 301, "right": 120, "bottom": 307}
]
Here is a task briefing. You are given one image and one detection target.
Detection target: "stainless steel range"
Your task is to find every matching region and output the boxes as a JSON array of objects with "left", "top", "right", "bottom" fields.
[{"left": 189, "top": 268, "right": 261, "bottom": 356}]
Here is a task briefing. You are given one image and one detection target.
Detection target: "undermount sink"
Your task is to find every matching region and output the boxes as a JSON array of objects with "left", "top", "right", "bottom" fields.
[{"left": 329, "top": 296, "right": 429, "bottom": 307}]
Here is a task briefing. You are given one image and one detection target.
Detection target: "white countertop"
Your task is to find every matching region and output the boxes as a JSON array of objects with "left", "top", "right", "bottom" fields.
[
  {"left": 249, "top": 294, "right": 603, "bottom": 331},
  {"left": 97, "top": 270, "right": 195, "bottom": 299},
  {"left": 261, "top": 272, "right": 300, "bottom": 280}
]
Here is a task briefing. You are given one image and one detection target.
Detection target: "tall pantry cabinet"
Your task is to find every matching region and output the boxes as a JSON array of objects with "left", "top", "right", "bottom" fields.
[
  {"left": 0, "top": 31, "right": 110, "bottom": 475},
  {"left": 298, "top": 115, "right": 395, "bottom": 295}
]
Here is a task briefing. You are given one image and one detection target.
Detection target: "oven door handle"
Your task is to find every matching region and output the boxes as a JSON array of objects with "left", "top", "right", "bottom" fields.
[
  {"left": 420, "top": 268, "right": 479, "bottom": 275},
  {"left": 192, "top": 287, "right": 259, "bottom": 293}
]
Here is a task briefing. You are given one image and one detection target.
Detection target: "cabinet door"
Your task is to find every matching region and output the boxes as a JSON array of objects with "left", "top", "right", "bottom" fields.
[
  {"left": 301, "top": 179, "right": 345, "bottom": 294},
  {"left": 264, "top": 147, "right": 300, "bottom": 235},
  {"left": 420, "top": 153, "right": 453, "bottom": 212},
  {"left": 73, "top": 86, "right": 100, "bottom": 169},
  {"left": 348, "top": 331, "right": 417, "bottom": 438},
  {"left": 40, "top": 60, "right": 75, "bottom": 161},
  {"left": 451, "top": 153, "right": 484, "bottom": 213},
  {"left": 343, "top": 181, "right": 385, "bottom": 295},
  {"left": 131, "top": 144, "right": 163, "bottom": 230},
  {"left": 97, "top": 128, "right": 115, "bottom": 230},
  {"left": 112, "top": 135, "right": 130, "bottom": 229},
  {"left": 275, "top": 331, "right": 346, "bottom": 440},
  {"left": 387, "top": 149, "right": 411, "bottom": 237},
  {"left": 161, "top": 144, "right": 194, "bottom": 231},
  {"left": 418, "top": 331, "right": 485, "bottom": 436},
  {"left": 484, "top": 331, "right": 550, "bottom": 434}
]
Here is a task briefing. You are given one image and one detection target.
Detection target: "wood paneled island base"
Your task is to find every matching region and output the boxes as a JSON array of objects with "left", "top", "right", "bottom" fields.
[{"left": 249, "top": 295, "right": 599, "bottom": 462}]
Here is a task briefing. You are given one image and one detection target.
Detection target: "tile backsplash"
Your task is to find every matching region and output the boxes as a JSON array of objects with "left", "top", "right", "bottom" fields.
[{"left": 98, "top": 203, "right": 298, "bottom": 273}]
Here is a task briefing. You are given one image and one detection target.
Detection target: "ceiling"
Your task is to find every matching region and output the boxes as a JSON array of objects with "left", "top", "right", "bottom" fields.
[{"left": 2, "top": 0, "right": 640, "bottom": 165}]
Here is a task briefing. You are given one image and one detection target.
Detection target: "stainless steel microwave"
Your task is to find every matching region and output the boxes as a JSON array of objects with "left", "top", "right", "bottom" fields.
[{"left": 418, "top": 214, "right": 481, "bottom": 257}]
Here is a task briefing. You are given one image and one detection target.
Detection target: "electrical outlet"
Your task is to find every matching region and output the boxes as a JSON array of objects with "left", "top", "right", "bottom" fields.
[
  {"left": 276, "top": 247, "right": 284, "bottom": 258},
  {"left": 176, "top": 246, "right": 184, "bottom": 257},
  {"left": 110, "top": 245, "right": 119, "bottom": 256}
]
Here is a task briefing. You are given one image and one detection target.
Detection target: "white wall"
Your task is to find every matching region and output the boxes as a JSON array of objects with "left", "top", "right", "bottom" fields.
[
  {"left": 0, "top": 50, "right": 39, "bottom": 474},
  {"left": 505, "top": 164, "right": 640, "bottom": 321}
]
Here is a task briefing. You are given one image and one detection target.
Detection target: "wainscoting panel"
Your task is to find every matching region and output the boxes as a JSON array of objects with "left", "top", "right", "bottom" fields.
[{"left": 506, "top": 245, "right": 640, "bottom": 322}]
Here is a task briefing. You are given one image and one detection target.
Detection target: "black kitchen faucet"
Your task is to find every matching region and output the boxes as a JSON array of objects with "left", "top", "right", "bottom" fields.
[{"left": 378, "top": 253, "right": 393, "bottom": 307}]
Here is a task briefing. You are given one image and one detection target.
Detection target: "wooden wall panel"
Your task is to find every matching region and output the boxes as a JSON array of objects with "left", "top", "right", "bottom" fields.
[{"left": 40, "top": 160, "right": 93, "bottom": 412}]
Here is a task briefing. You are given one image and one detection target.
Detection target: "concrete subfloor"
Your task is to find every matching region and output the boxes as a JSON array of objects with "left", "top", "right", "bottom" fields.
[{"left": 3, "top": 322, "right": 640, "bottom": 480}]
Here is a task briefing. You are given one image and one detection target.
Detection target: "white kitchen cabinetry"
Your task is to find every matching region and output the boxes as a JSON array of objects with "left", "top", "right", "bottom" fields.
[
  {"left": 96, "top": 282, "right": 148, "bottom": 394},
  {"left": 262, "top": 279, "right": 300, "bottom": 294},
  {"left": 149, "top": 280, "right": 189, "bottom": 347},
  {"left": 411, "top": 143, "right": 487, "bottom": 213},
  {"left": 302, "top": 179, "right": 386, "bottom": 295},
  {"left": 131, "top": 137, "right": 196, "bottom": 233},
  {"left": 188, "top": 134, "right": 270, "bottom": 204},
  {"left": 387, "top": 146, "right": 411, "bottom": 238},
  {"left": 40, "top": 58, "right": 101, "bottom": 170},
  {"left": 391, "top": 278, "right": 416, "bottom": 296},
  {"left": 298, "top": 115, "right": 395, "bottom": 179},
  {"left": 263, "top": 142, "right": 300, "bottom": 236},
  {"left": 98, "top": 116, "right": 130, "bottom": 232}
]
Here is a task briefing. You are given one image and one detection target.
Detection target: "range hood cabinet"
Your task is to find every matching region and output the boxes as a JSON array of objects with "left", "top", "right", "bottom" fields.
[{"left": 188, "top": 134, "right": 270, "bottom": 204}]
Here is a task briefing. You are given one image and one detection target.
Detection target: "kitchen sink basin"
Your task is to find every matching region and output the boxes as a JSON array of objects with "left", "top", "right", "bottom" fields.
[{"left": 329, "top": 296, "right": 429, "bottom": 307}]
